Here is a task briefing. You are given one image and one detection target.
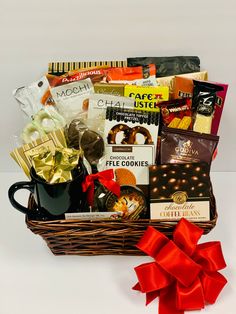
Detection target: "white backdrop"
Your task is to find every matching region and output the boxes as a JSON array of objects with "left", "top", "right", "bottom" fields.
[{"left": 1, "top": 0, "right": 236, "bottom": 172}]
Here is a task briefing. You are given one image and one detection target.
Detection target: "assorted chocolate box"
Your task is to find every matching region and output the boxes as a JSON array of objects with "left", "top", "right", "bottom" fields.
[{"left": 9, "top": 56, "right": 228, "bottom": 222}]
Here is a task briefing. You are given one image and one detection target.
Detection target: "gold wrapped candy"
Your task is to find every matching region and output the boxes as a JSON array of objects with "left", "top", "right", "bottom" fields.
[{"left": 30, "top": 147, "right": 82, "bottom": 184}]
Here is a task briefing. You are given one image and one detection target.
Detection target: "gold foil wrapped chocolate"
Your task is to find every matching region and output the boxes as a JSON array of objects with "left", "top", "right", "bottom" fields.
[{"left": 31, "top": 147, "right": 82, "bottom": 184}]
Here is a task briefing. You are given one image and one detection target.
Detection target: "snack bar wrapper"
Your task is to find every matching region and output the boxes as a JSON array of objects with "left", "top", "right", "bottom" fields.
[{"left": 127, "top": 56, "right": 200, "bottom": 77}]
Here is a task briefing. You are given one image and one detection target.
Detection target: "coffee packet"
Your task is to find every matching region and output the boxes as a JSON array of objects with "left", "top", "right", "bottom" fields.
[
  {"left": 160, "top": 126, "right": 219, "bottom": 165},
  {"left": 127, "top": 56, "right": 200, "bottom": 77}
]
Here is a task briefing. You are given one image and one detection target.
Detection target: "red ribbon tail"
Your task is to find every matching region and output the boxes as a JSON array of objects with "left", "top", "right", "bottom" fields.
[
  {"left": 200, "top": 271, "right": 228, "bottom": 304},
  {"left": 132, "top": 283, "right": 141, "bottom": 291},
  {"left": 159, "top": 285, "right": 184, "bottom": 314},
  {"left": 146, "top": 291, "right": 159, "bottom": 306}
]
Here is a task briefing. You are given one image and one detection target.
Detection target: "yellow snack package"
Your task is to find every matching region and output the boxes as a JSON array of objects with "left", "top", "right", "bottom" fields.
[{"left": 124, "top": 85, "right": 169, "bottom": 111}]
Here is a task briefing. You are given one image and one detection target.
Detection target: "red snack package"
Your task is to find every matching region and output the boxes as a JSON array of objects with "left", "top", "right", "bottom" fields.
[
  {"left": 160, "top": 98, "right": 192, "bottom": 130},
  {"left": 105, "top": 64, "right": 157, "bottom": 86}
]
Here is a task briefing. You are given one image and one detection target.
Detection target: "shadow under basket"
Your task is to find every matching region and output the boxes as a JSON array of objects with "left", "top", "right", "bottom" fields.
[{"left": 25, "top": 194, "right": 218, "bottom": 256}]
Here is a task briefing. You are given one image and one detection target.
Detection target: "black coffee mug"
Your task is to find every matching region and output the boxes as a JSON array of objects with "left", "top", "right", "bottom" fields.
[{"left": 8, "top": 167, "right": 88, "bottom": 218}]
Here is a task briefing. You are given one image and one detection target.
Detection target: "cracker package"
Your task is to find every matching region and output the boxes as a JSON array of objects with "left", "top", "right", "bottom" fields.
[{"left": 124, "top": 85, "right": 169, "bottom": 111}]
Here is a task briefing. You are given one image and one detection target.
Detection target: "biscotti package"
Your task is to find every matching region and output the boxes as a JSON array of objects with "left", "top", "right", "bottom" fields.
[
  {"left": 127, "top": 56, "right": 200, "bottom": 77},
  {"left": 149, "top": 162, "right": 212, "bottom": 221},
  {"left": 124, "top": 85, "right": 169, "bottom": 111},
  {"left": 48, "top": 60, "right": 127, "bottom": 76},
  {"left": 10, "top": 128, "right": 67, "bottom": 178}
]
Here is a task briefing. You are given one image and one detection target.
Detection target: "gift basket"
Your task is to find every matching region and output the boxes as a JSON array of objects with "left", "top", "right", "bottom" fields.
[{"left": 8, "top": 56, "right": 228, "bottom": 256}]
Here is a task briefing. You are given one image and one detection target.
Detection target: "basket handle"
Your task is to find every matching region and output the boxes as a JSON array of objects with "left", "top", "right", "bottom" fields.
[{"left": 8, "top": 181, "right": 35, "bottom": 214}]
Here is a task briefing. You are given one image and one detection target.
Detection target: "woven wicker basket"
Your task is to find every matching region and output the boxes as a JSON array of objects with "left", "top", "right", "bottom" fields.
[{"left": 26, "top": 193, "right": 217, "bottom": 256}]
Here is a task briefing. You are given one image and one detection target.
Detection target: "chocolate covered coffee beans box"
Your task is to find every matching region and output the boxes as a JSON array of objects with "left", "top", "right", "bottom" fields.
[{"left": 149, "top": 163, "right": 212, "bottom": 221}]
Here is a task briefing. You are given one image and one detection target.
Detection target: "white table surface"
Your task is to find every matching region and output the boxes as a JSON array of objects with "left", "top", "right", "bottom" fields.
[{"left": 1, "top": 172, "right": 235, "bottom": 314}]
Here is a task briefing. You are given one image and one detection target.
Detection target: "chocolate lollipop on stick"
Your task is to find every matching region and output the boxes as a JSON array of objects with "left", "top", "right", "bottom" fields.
[{"left": 80, "top": 130, "right": 105, "bottom": 173}]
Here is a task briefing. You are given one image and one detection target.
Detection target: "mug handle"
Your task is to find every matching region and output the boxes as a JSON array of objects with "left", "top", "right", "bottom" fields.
[{"left": 8, "top": 181, "right": 35, "bottom": 214}]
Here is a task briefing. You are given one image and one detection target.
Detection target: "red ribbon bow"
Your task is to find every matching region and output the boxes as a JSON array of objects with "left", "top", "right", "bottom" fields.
[
  {"left": 133, "top": 218, "right": 227, "bottom": 314},
  {"left": 82, "top": 169, "right": 120, "bottom": 206}
]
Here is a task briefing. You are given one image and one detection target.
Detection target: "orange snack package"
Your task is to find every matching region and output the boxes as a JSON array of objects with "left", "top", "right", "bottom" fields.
[
  {"left": 173, "top": 76, "right": 194, "bottom": 99},
  {"left": 105, "top": 64, "right": 157, "bottom": 86}
]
